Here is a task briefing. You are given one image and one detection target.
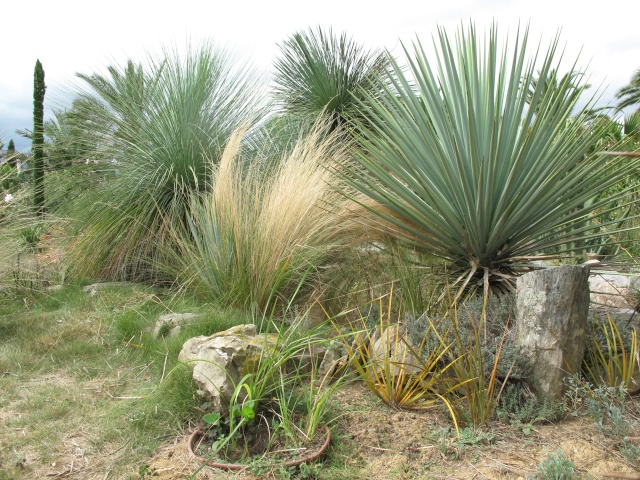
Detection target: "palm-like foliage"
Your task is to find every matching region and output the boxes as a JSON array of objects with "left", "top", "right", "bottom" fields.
[
  {"left": 273, "top": 26, "right": 388, "bottom": 130},
  {"left": 616, "top": 68, "right": 640, "bottom": 111},
  {"left": 526, "top": 69, "right": 590, "bottom": 115},
  {"left": 65, "top": 43, "right": 263, "bottom": 280},
  {"left": 344, "top": 24, "right": 640, "bottom": 294}
]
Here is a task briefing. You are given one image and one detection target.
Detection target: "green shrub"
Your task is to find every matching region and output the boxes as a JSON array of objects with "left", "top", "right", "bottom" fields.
[
  {"left": 535, "top": 450, "right": 580, "bottom": 480},
  {"left": 63, "top": 42, "right": 263, "bottom": 281}
]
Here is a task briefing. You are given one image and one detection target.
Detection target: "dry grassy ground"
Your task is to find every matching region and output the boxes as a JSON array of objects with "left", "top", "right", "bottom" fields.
[
  {"left": 145, "top": 383, "right": 640, "bottom": 480},
  {"left": 1, "top": 284, "right": 639, "bottom": 480}
]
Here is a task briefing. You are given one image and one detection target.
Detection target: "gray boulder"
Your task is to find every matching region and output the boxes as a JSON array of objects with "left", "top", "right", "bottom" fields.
[
  {"left": 589, "top": 272, "right": 640, "bottom": 310},
  {"left": 515, "top": 265, "right": 590, "bottom": 400},
  {"left": 152, "top": 313, "right": 202, "bottom": 338}
]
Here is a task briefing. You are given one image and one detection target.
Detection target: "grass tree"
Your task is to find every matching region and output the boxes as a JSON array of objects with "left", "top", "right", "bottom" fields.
[
  {"left": 273, "top": 26, "right": 388, "bottom": 131},
  {"left": 343, "top": 23, "right": 640, "bottom": 296},
  {"left": 64, "top": 42, "right": 263, "bottom": 280}
]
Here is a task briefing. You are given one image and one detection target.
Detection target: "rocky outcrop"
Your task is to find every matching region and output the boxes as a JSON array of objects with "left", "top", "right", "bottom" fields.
[{"left": 515, "top": 265, "right": 590, "bottom": 400}]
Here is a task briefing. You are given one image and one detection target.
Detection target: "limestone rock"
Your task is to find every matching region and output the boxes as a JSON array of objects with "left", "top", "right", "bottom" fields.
[
  {"left": 178, "top": 324, "right": 279, "bottom": 414},
  {"left": 589, "top": 273, "right": 640, "bottom": 310},
  {"left": 370, "top": 324, "right": 421, "bottom": 377},
  {"left": 289, "top": 345, "right": 327, "bottom": 375},
  {"left": 515, "top": 265, "right": 590, "bottom": 400},
  {"left": 152, "top": 312, "right": 202, "bottom": 338},
  {"left": 318, "top": 340, "right": 348, "bottom": 379}
]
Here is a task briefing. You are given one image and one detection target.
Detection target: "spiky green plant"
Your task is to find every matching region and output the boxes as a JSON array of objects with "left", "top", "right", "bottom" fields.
[
  {"left": 63, "top": 42, "right": 263, "bottom": 280},
  {"left": 338, "top": 287, "right": 469, "bottom": 436},
  {"left": 273, "top": 26, "right": 388, "bottom": 130},
  {"left": 583, "top": 314, "right": 639, "bottom": 391},
  {"left": 343, "top": 23, "right": 640, "bottom": 295}
]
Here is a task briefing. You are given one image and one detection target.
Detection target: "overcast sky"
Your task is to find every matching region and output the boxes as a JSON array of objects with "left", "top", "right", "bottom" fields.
[{"left": 2, "top": 0, "right": 639, "bottom": 151}]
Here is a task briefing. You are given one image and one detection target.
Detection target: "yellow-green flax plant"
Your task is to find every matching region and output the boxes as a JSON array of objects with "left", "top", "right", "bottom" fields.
[
  {"left": 448, "top": 306, "right": 511, "bottom": 427},
  {"left": 174, "top": 121, "right": 366, "bottom": 312},
  {"left": 337, "top": 287, "right": 468, "bottom": 434},
  {"left": 583, "top": 314, "right": 639, "bottom": 391}
]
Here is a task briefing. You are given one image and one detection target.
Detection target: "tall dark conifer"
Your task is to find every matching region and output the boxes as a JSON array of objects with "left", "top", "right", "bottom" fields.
[
  {"left": 7, "top": 139, "right": 16, "bottom": 168},
  {"left": 33, "top": 59, "right": 46, "bottom": 216}
]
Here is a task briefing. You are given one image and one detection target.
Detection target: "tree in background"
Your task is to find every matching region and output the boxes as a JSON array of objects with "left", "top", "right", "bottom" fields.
[
  {"left": 616, "top": 68, "right": 640, "bottom": 111},
  {"left": 33, "top": 59, "right": 46, "bottom": 217}
]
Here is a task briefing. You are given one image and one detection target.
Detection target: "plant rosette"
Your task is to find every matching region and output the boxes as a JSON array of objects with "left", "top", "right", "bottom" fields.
[{"left": 187, "top": 413, "right": 331, "bottom": 471}]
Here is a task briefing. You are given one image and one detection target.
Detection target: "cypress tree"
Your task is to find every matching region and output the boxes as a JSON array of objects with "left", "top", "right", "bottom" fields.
[
  {"left": 7, "top": 139, "right": 16, "bottom": 168},
  {"left": 33, "top": 59, "right": 46, "bottom": 217}
]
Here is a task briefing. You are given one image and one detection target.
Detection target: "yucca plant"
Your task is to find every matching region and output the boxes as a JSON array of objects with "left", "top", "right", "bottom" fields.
[
  {"left": 63, "top": 42, "right": 263, "bottom": 280},
  {"left": 173, "top": 121, "right": 364, "bottom": 311},
  {"left": 344, "top": 23, "right": 640, "bottom": 295}
]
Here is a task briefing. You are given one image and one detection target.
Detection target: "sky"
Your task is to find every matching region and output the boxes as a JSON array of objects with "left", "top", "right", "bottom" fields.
[{"left": 1, "top": 0, "right": 639, "bottom": 152}]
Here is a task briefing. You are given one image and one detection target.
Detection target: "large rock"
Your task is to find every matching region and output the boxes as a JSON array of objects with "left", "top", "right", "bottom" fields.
[
  {"left": 178, "top": 324, "right": 279, "bottom": 414},
  {"left": 152, "top": 312, "right": 202, "bottom": 338},
  {"left": 515, "top": 265, "right": 590, "bottom": 400},
  {"left": 369, "top": 324, "right": 421, "bottom": 377},
  {"left": 589, "top": 273, "right": 640, "bottom": 310}
]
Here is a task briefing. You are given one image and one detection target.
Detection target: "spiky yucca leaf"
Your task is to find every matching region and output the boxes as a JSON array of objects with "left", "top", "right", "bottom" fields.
[{"left": 345, "top": 23, "right": 640, "bottom": 293}]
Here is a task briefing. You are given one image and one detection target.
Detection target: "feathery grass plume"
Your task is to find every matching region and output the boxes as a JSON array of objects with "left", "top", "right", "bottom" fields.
[
  {"left": 62, "top": 41, "right": 263, "bottom": 281},
  {"left": 174, "top": 121, "right": 366, "bottom": 311},
  {"left": 343, "top": 22, "right": 640, "bottom": 297}
]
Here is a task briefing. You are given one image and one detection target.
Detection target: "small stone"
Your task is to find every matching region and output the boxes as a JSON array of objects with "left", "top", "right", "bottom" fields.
[{"left": 152, "top": 313, "right": 202, "bottom": 338}]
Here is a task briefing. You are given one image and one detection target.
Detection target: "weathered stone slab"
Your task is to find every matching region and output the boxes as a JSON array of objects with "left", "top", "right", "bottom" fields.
[
  {"left": 515, "top": 265, "right": 590, "bottom": 400},
  {"left": 589, "top": 273, "right": 640, "bottom": 310},
  {"left": 152, "top": 313, "right": 202, "bottom": 338}
]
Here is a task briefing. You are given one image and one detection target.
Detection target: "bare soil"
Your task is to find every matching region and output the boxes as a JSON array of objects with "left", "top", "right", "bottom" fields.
[{"left": 143, "top": 383, "right": 640, "bottom": 480}]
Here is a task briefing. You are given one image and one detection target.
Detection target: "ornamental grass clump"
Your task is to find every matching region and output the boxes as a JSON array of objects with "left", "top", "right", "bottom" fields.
[
  {"left": 583, "top": 313, "right": 639, "bottom": 391},
  {"left": 344, "top": 23, "right": 640, "bottom": 296},
  {"left": 174, "top": 121, "right": 364, "bottom": 311}
]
